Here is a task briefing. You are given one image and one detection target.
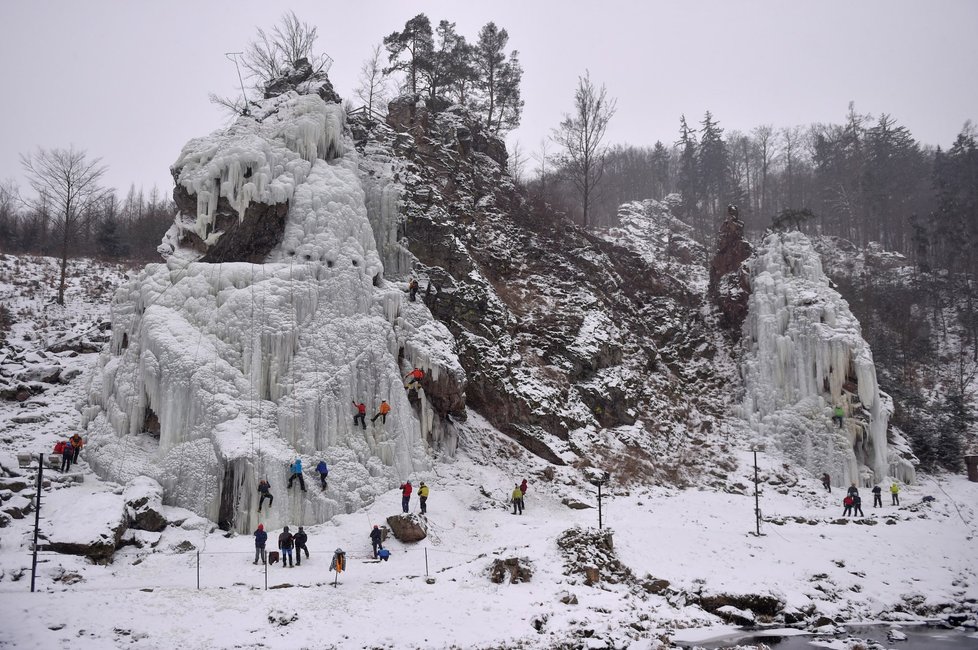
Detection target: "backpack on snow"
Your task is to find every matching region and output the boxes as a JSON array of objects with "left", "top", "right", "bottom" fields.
[{"left": 268, "top": 551, "right": 280, "bottom": 565}]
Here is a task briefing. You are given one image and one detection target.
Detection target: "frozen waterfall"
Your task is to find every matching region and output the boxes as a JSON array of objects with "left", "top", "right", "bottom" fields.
[
  {"left": 83, "top": 91, "right": 460, "bottom": 533},
  {"left": 740, "top": 232, "right": 915, "bottom": 488}
]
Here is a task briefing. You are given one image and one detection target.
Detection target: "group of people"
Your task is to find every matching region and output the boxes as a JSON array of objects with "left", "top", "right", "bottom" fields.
[
  {"left": 52, "top": 433, "right": 84, "bottom": 473},
  {"left": 398, "top": 480, "right": 430, "bottom": 514},
  {"left": 253, "top": 524, "right": 309, "bottom": 567},
  {"left": 840, "top": 481, "right": 901, "bottom": 516},
  {"left": 256, "top": 459, "right": 330, "bottom": 512},
  {"left": 351, "top": 399, "right": 392, "bottom": 430}
]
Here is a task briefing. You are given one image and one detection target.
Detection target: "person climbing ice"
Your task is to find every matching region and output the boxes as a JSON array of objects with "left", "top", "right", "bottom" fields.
[
  {"left": 832, "top": 405, "right": 845, "bottom": 428},
  {"left": 405, "top": 367, "right": 424, "bottom": 389},
  {"left": 258, "top": 478, "right": 274, "bottom": 512},
  {"left": 408, "top": 278, "right": 420, "bottom": 302},
  {"left": 371, "top": 400, "right": 391, "bottom": 425},
  {"left": 352, "top": 400, "right": 367, "bottom": 430},
  {"left": 287, "top": 458, "right": 306, "bottom": 492},
  {"left": 316, "top": 460, "right": 329, "bottom": 491}
]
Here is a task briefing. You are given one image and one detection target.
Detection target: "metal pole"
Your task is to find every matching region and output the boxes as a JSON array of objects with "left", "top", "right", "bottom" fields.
[
  {"left": 264, "top": 555, "right": 268, "bottom": 591},
  {"left": 425, "top": 548, "right": 429, "bottom": 577},
  {"left": 225, "top": 52, "right": 249, "bottom": 116},
  {"left": 30, "top": 453, "right": 43, "bottom": 593},
  {"left": 196, "top": 551, "right": 200, "bottom": 590},
  {"left": 753, "top": 448, "right": 761, "bottom": 536},
  {"left": 597, "top": 483, "right": 603, "bottom": 530}
]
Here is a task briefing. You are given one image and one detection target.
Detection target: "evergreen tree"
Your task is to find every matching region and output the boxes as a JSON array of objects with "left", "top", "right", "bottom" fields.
[
  {"left": 473, "top": 22, "right": 524, "bottom": 134},
  {"left": 383, "top": 14, "right": 434, "bottom": 96},
  {"left": 650, "top": 141, "right": 671, "bottom": 199},
  {"left": 698, "top": 111, "right": 737, "bottom": 220},
  {"left": 675, "top": 115, "right": 698, "bottom": 225}
]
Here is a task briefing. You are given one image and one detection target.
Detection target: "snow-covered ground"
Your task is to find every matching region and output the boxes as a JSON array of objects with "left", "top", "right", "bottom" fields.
[{"left": 2, "top": 256, "right": 977, "bottom": 650}]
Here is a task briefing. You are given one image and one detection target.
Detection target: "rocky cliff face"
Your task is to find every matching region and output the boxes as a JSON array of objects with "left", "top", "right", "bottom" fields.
[
  {"left": 708, "top": 214, "right": 753, "bottom": 339},
  {"left": 352, "top": 98, "right": 732, "bottom": 476}
]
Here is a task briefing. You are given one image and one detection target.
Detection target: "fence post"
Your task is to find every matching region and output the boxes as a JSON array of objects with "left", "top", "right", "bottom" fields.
[
  {"left": 196, "top": 550, "right": 200, "bottom": 590},
  {"left": 30, "top": 453, "right": 44, "bottom": 593},
  {"left": 264, "top": 555, "right": 268, "bottom": 591},
  {"left": 424, "top": 548, "right": 429, "bottom": 577}
]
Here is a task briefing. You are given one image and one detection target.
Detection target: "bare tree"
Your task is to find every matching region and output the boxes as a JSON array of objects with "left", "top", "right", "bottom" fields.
[
  {"left": 551, "top": 70, "right": 617, "bottom": 228},
  {"left": 20, "top": 147, "right": 112, "bottom": 305},
  {"left": 531, "top": 138, "right": 551, "bottom": 201},
  {"left": 509, "top": 140, "right": 528, "bottom": 187},
  {"left": 355, "top": 43, "right": 392, "bottom": 117}
]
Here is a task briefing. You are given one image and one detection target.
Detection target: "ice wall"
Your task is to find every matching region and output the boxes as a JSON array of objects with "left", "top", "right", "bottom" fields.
[
  {"left": 741, "top": 232, "right": 915, "bottom": 487},
  {"left": 84, "top": 91, "right": 459, "bottom": 533}
]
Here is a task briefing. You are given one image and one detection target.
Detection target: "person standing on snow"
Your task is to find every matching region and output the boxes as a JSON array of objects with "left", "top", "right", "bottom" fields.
[
  {"left": 512, "top": 484, "right": 524, "bottom": 515},
  {"left": 418, "top": 481, "right": 429, "bottom": 514},
  {"left": 821, "top": 473, "right": 831, "bottom": 492},
  {"left": 847, "top": 483, "right": 859, "bottom": 498},
  {"left": 370, "top": 525, "right": 383, "bottom": 558},
  {"left": 520, "top": 478, "right": 528, "bottom": 509},
  {"left": 872, "top": 484, "right": 883, "bottom": 508},
  {"left": 316, "top": 460, "right": 329, "bottom": 491},
  {"left": 258, "top": 479, "right": 273, "bottom": 512},
  {"left": 352, "top": 400, "right": 367, "bottom": 430},
  {"left": 400, "top": 481, "right": 413, "bottom": 513},
  {"left": 278, "top": 526, "right": 295, "bottom": 568},
  {"left": 287, "top": 458, "right": 306, "bottom": 492},
  {"left": 852, "top": 493, "right": 864, "bottom": 517},
  {"left": 61, "top": 440, "right": 74, "bottom": 473},
  {"left": 69, "top": 433, "right": 84, "bottom": 463},
  {"left": 253, "top": 524, "right": 268, "bottom": 565},
  {"left": 890, "top": 482, "right": 900, "bottom": 505},
  {"left": 371, "top": 400, "right": 391, "bottom": 425},
  {"left": 294, "top": 527, "right": 309, "bottom": 565},
  {"left": 842, "top": 495, "right": 853, "bottom": 517}
]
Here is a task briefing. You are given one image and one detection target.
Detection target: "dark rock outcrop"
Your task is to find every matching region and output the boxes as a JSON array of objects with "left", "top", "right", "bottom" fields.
[
  {"left": 709, "top": 214, "right": 753, "bottom": 339},
  {"left": 123, "top": 476, "right": 168, "bottom": 533},
  {"left": 263, "top": 57, "right": 340, "bottom": 104},
  {"left": 489, "top": 557, "right": 533, "bottom": 584},
  {"left": 169, "top": 183, "right": 290, "bottom": 264}
]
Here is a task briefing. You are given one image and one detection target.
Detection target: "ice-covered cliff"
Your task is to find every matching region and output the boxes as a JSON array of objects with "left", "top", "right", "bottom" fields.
[
  {"left": 82, "top": 87, "right": 464, "bottom": 533},
  {"left": 741, "top": 232, "right": 915, "bottom": 487}
]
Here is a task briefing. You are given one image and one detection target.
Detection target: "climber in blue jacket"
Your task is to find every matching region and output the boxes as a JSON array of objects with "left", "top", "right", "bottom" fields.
[
  {"left": 287, "top": 458, "right": 306, "bottom": 492},
  {"left": 316, "top": 460, "right": 329, "bottom": 490}
]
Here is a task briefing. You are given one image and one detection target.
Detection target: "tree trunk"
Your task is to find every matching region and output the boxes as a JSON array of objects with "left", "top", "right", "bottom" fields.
[{"left": 58, "top": 228, "right": 69, "bottom": 306}]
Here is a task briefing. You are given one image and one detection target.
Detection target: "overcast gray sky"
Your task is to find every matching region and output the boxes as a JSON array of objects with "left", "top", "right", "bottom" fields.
[{"left": 1, "top": 0, "right": 976, "bottom": 198}]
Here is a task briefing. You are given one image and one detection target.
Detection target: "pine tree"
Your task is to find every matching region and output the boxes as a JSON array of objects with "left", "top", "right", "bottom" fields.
[
  {"left": 473, "top": 22, "right": 524, "bottom": 134},
  {"left": 676, "top": 115, "right": 698, "bottom": 225},
  {"left": 383, "top": 14, "right": 434, "bottom": 96}
]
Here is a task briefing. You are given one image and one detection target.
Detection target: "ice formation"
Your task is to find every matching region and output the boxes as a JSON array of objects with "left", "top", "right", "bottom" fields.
[
  {"left": 83, "top": 91, "right": 461, "bottom": 532},
  {"left": 741, "top": 232, "right": 915, "bottom": 487}
]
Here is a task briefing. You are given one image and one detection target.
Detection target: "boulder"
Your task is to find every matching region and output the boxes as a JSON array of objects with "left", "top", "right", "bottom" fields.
[
  {"left": 385, "top": 513, "right": 427, "bottom": 542},
  {"left": 40, "top": 491, "right": 127, "bottom": 563},
  {"left": 489, "top": 557, "right": 532, "bottom": 584},
  {"left": 123, "top": 476, "right": 168, "bottom": 532}
]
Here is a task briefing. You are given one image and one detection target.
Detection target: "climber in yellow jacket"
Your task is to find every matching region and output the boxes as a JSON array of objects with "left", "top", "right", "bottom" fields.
[{"left": 890, "top": 482, "right": 900, "bottom": 506}]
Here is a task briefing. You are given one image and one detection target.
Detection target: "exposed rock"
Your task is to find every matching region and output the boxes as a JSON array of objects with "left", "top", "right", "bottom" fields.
[
  {"left": 263, "top": 58, "right": 340, "bottom": 104},
  {"left": 708, "top": 214, "right": 753, "bottom": 339},
  {"left": 557, "top": 527, "right": 633, "bottom": 586},
  {"left": 169, "top": 182, "right": 290, "bottom": 263},
  {"left": 698, "top": 593, "right": 785, "bottom": 618},
  {"left": 715, "top": 605, "right": 757, "bottom": 626},
  {"left": 562, "top": 498, "right": 592, "bottom": 510},
  {"left": 0, "top": 477, "right": 28, "bottom": 492},
  {"left": 489, "top": 557, "right": 532, "bottom": 584},
  {"left": 386, "top": 513, "right": 427, "bottom": 542},
  {"left": 640, "top": 577, "right": 672, "bottom": 595},
  {"left": 123, "top": 476, "right": 168, "bottom": 532},
  {"left": 40, "top": 491, "right": 127, "bottom": 563},
  {"left": 558, "top": 590, "right": 579, "bottom": 605}
]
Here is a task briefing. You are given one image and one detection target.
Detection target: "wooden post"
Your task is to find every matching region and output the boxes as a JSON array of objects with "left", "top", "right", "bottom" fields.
[{"left": 30, "top": 453, "right": 43, "bottom": 593}]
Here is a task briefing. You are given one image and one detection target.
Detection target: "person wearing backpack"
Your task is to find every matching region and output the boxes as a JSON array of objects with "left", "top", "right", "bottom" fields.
[
  {"left": 316, "top": 460, "right": 329, "bottom": 491},
  {"left": 852, "top": 493, "right": 864, "bottom": 517},
  {"left": 61, "top": 440, "right": 74, "bottom": 473},
  {"left": 294, "top": 527, "right": 309, "bottom": 566},
  {"left": 872, "top": 485, "right": 883, "bottom": 508},
  {"left": 512, "top": 484, "right": 524, "bottom": 515},
  {"left": 842, "top": 495, "right": 853, "bottom": 517},
  {"left": 253, "top": 524, "right": 268, "bottom": 565},
  {"left": 278, "top": 526, "right": 295, "bottom": 568}
]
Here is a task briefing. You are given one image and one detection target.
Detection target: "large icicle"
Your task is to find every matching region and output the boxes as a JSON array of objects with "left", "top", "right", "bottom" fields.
[{"left": 740, "top": 232, "right": 915, "bottom": 487}]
